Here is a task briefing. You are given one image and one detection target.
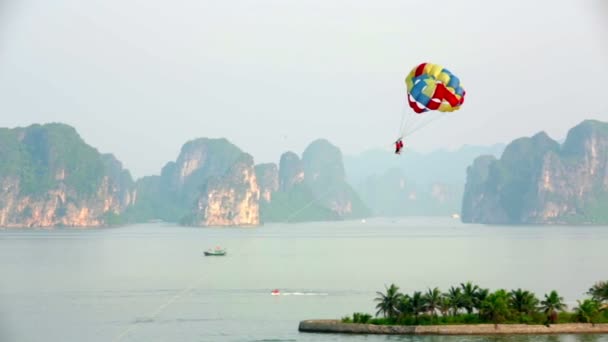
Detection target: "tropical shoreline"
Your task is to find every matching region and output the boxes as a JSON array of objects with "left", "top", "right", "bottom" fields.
[
  {"left": 353, "top": 281, "right": 608, "bottom": 328},
  {"left": 298, "top": 320, "right": 608, "bottom": 335}
]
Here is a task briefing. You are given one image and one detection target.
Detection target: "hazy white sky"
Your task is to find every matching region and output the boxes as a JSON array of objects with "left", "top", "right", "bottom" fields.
[{"left": 1, "top": 0, "right": 607, "bottom": 178}]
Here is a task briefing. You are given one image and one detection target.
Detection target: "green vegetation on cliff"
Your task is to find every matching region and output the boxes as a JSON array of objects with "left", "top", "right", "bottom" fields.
[
  {"left": 0, "top": 123, "right": 109, "bottom": 197},
  {"left": 0, "top": 123, "right": 135, "bottom": 227},
  {"left": 489, "top": 132, "right": 559, "bottom": 222},
  {"left": 301, "top": 139, "right": 370, "bottom": 219},
  {"left": 180, "top": 152, "right": 259, "bottom": 227},
  {"left": 123, "top": 176, "right": 186, "bottom": 223},
  {"left": 0, "top": 123, "right": 372, "bottom": 226},
  {"left": 261, "top": 140, "right": 370, "bottom": 223},
  {"left": 0, "top": 128, "right": 23, "bottom": 176},
  {"left": 260, "top": 183, "right": 338, "bottom": 222},
  {"left": 127, "top": 138, "right": 247, "bottom": 223},
  {"left": 462, "top": 120, "right": 608, "bottom": 224}
]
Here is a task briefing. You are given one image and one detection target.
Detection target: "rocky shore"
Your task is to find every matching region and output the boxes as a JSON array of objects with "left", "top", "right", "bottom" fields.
[{"left": 298, "top": 320, "right": 608, "bottom": 335}]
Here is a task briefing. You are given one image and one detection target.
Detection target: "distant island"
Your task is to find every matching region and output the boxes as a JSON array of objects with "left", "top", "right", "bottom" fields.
[
  {"left": 128, "top": 137, "right": 369, "bottom": 226},
  {"left": 260, "top": 140, "right": 369, "bottom": 223},
  {"left": 0, "top": 123, "right": 368, "bottom": 228},
  {"left": 0, "top": 123, "right": 134, "bottom": 227},
  {"left": 2, "top": 119, "right": 608, "bottom": 228},
  {"left": 345, "top": 144, "right": 505, "bottom": 217},
  {"left": 299, "top": 280, "right": 608, "bottom": 335},
  {"left": 462, "top": 120, "right": 608, "bottom": 224}
]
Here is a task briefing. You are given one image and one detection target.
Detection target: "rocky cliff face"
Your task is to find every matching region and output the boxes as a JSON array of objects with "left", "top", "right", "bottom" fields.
[
  {"left": 255, "top": 163, "right": 279, "bottom": 203},
  {"left": 132, "top": 137, "right": 368, "bottom": 226},
  {"left": 132, "top": 138, "right": 261, "bottom": 226},
  {"left": 462, "top": 120, "right": 608, "bottom": 224},
  {"left": 188, "top": 154, "right": 260, "bottom": 226},
  {"left": 261, "top": 139, "right": 369, "bottom": 222},
  {"left": 302, "top": 139, "right": 369, "bottom": 218},
  {"left": 160, "top": 138, "right": 244, "bottom": 205},
  {"left": 0, "top": 123, "right": 135, "bottom": 227},
  {"left": 279, "top": 151, "right": 304, "bottom": 192},
  {"left": 460, "top": 155, "right": 504, "bottom": 223}
]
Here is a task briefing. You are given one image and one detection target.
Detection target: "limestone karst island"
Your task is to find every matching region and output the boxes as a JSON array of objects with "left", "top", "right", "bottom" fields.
[
  {"left": 3, "top": 120, "right": 608, "bottom": 228},
  {"left": 3, "top": 2, "right": 607, "bottom": 340}
]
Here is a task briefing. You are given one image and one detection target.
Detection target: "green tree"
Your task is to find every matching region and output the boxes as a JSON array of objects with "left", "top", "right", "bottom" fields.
[
  {"left": 397, "top": 294, "right": 413, "bottom": 320},
  {"left": 410, "top": 291, "right": 426, "bottom": 324},
  {"left": 446, "top": 286, "right": 463, "bottom": 316},
  {"left": 475, "top": 288, "right": 490, "bottom": 312},
  {"left": 575, "top": 299, "right": 601, "bottom": 324},
  {"left": 587, "top": 281, "right": 608, "bottom": 303},
  {"left": 424, "top": 287, "right": 442, "bottom": 317},
  {"left": 509, "top": 288, "right": 540, "bottom": 319},
  {"left": 479, "top": 289, "right": 511, "bottom": 324},
  {"left": 460, "top": 282, "right": 480, "bottom": 314},
  {"left": 438, "top": 296, "right": 451, "bottom": 317},
  {"left": 540, "top": 290, "right": 567, "bottom": 324},
  {"left": 375, "top": 284, "right": 401, "bottom": 319}
]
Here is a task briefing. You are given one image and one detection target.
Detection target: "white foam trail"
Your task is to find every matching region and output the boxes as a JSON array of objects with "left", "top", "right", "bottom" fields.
[{"left": 275, "top": 292, "right": 329, "bottom": 296}]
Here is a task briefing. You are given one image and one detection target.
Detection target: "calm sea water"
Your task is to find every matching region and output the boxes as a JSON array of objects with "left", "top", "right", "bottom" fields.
[{"left": 1, "top": 218, "right": 607, "bottom": 342}]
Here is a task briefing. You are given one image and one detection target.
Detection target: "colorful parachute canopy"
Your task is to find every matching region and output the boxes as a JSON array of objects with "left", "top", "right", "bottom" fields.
[{"left": 405, "top": 62, "right": 466, "bottom": 114}]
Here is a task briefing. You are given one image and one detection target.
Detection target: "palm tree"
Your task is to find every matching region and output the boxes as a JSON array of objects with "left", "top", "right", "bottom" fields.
[
  {"left": 446, "top": 286, "right": 463, "bottom": 316},
  {"left": 587, "top": 281, "right": 608, "bottom": 304},
  {"left": 410, "top": 291, "right": 426, "bottom": 324},
  {"left": 460, "top": 282, "right": 480, "bottom": 314},
  {"left": 479, "top": 289, "right": 511, "bottom": 325},
  {"left": 375, "top": 284, "right": 401, "bottom": 319},
  {"left": 540, "top": 290, "right": 567, "bottom": 324},
  {"left": 509, "top": 288, "right": 540, "bottom": 318},
  {"left": 438, "top": 296, "right": 451, "bottom": 317},
  {"left": 575, "top": 299, "right": 601, "bottom": 324},
  {"left": 475, "top": 288, "right": 490, "bottom": 312},
  {"left": 397, "top": 294, "right": 413, "bottom": 319},
  {"left": 424, "top": 287, "right": 442, "bottom": 317}
]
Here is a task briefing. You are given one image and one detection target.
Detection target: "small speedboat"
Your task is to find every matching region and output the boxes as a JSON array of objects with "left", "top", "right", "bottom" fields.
[
  {"left": 204, "top": 246, "right": 226, "bottom": 256},
  {"left": 271, "top": 289, "right": 280, "bottom": 296}
]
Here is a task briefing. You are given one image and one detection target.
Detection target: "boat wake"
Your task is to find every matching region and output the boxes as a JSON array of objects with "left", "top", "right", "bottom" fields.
[{"left": 273, "top": 292, "right": 328, "bottom": 296}]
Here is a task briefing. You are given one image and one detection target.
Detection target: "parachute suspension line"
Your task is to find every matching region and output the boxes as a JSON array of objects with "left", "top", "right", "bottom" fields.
[
  {"left": 400, "top": 99, "right": 433, "bottom": 140},
  {"left": 397, "top": 108, "right": 405, "bottom": 139},
  {"left": 403, "top": 113, "right": 441, "bottom": 138},
  {"left": 397, "top": 106, "right": 410, "bottom": 139},
  {"left": 403, "top": 112, "right": 449, "bottom": 138},
  {"left": 400, "top": 110, "right": 432, "bottom": 139},
  {"left": 398, "top": 99, "right": 418, "bottom": 139},
  {"left": 402, "top": 110, "right": 419, "bottom": 136},
  {"left": 112, "top": 275, "right": 205, "bottom": 342},
  {"left": 282, "top": 151, "right": 353, "bottom": 223},
  {"left": 284, "top": 185, "right": 338, "bottom": 223},
  {"left": 401, "top": 113, "right": 426, "bottom": 137}
]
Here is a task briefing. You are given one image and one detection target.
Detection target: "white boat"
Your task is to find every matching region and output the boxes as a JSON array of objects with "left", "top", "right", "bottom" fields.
[{"left": 204, "top": 246, "right": 226, "bottom": 256}]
